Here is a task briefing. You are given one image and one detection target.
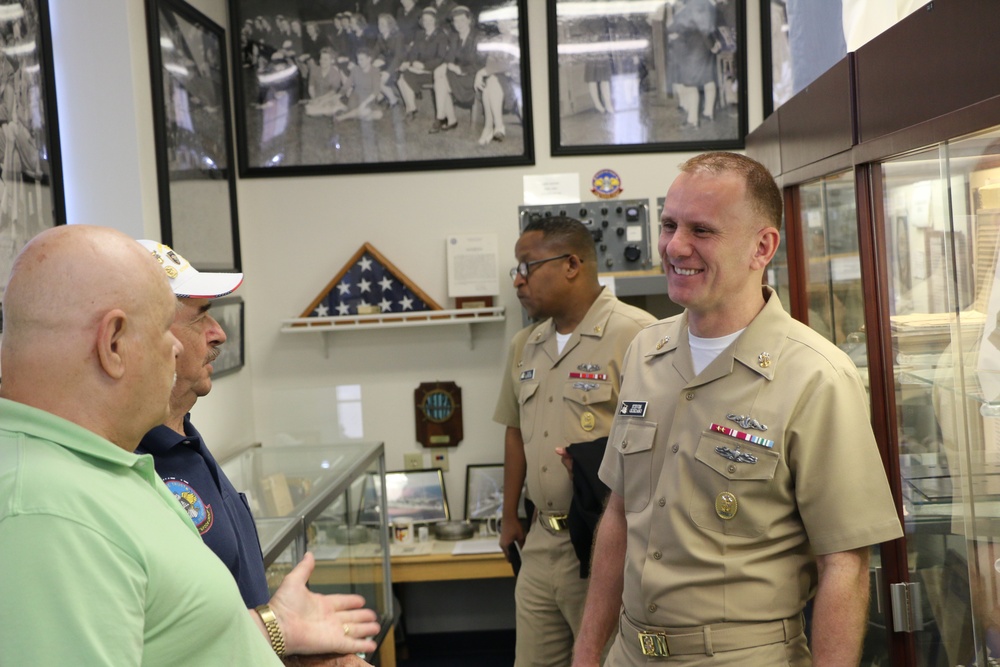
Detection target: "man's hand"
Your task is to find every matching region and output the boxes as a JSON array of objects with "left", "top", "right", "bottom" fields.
[
  {"left": 284, "top": 654, "right": 372, "bottom": 666},
  {"left": 268, "top": 552, "right": 381, "bottom": 657},
  {"left": 499, "top": 514, "right": 525, "bottom": 561},
  {"left": 554, "top": 446, "right": 573, "bottom": 479}
]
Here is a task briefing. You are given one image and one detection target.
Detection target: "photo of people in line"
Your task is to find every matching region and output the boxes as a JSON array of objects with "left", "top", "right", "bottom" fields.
[
  {"left": 0, "top": 0, "right": 59, "bottom": 300},
  {"left": 552, "top": 0, "right": 742, "bottom": 150},
  {"left": 235, "top": 0, "right": 530, "bottom": 171}
]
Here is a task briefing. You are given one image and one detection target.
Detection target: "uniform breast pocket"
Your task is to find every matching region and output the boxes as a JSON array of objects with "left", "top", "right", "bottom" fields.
[
  {"left": 563, "top": 382, "right": 613, "bottom": 437},
  {"left": 689, "top": 430, "right": 781, "bottom": 538},
  {"left": 612, "top": 419, "right": 656, "bottom": 513},
  {"left": 518, "top": 382, "right": 540, "bottom": 436}
]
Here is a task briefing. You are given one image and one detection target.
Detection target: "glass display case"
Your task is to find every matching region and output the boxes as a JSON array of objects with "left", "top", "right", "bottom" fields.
[
  {"left": 221, "top": 442, "right": 393, "bottom": 659},
  {"left": 745, "top": 3, "right": 1000, "bottom": 664}
]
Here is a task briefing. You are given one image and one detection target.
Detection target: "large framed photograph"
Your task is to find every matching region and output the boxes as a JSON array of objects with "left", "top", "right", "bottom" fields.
[
  {"left": 145, "top": 0, "right": 242, "bottom": 271},
  {"left": 358, "top": 468, "right": 450, "bottom": 525},
  {"left": 211, "top": 296, "right": 244, "bottom": 377},
  {"left": 0, "top": 0, "right": 65, "bottom": 301},
  {"left": 229, "top": 0, "right": 533, "bottom": 176},
  {"left": 548, "top": 0, "right": 747, "bottom": 156}
]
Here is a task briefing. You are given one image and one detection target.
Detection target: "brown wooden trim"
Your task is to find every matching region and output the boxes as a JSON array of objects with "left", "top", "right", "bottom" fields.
[
  {"left": 782, "top": 187, "right": 809, "bottom": 323},
  {"left": 857, "top": 163, "right": 915, "bottom": 664}
]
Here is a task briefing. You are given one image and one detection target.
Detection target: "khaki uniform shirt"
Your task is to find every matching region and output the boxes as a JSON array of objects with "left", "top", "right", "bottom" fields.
[
  {"left": 600, "top": 287, "right": 903, "bottom": 627},
  {"left": 495, "top": 288, "right": 656, "bottom": 513}
]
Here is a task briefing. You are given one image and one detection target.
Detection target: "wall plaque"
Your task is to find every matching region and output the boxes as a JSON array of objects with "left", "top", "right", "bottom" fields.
[{"left": 414, "top": 382, "right": 463, "bottom": 448}]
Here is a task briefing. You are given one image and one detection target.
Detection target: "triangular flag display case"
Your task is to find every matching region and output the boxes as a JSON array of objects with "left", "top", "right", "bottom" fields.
[
  {"left": 299, "top": 243, "right": 443, "bottom": 319},
  {"left": 281, "top": 243, "right": 505, "bottom": 346}
]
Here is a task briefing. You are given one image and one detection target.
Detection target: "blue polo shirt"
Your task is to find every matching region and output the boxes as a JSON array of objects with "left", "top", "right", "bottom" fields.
[{"left": 137, "top": 416, "right": 270, "bottom": 608}]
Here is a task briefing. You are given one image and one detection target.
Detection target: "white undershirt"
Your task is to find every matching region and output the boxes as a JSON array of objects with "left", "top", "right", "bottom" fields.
[
  {"left": 556, "top": 332, "right": 572, "bottom": 355},
  {"left": 689, "top": 328, "right": 745, "bottom": 376}
]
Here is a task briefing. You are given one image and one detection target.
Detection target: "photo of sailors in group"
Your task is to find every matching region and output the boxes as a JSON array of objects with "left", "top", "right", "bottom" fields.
[
  {"left": 234, "top": 0, "right": 529, "bottom": 171},
  {"left": 552, "top": 0, "right": 742, "bottom": 150}
]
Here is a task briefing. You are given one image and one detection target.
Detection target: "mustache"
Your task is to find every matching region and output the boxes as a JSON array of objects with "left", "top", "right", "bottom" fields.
[{"left": 206, "top": 346, "right": 222, "bottom": 364}]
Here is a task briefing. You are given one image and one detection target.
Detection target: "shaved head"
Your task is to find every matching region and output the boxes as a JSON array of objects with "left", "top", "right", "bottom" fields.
[{"left": 1, "top": 225, "right": 182, "bottom": 449}]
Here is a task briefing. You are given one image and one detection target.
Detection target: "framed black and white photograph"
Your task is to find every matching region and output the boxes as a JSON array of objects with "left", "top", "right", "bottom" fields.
[
  {"left": 358, "top": 468, "right": 450, "bottom": 525},
  {"left": 146, "top": 0, "right": 242, "bottom": 271},
  {"left": 0, "top": 0, "right": 64, "bottom": 302},
  {"left": 211, "top": 296, "right": 244, "bottom": 377},
  {"left": 548, "top": 0, "right": 746, "bottom": 156},
  {"left": 465, "top": 463, "right": 503, "bottom": 520},
  {"left": 229, "top": 0, "right": 533, "bottom": 176},
  {"left": 464, "top": 463, "right": 527, "bottom": 520}
]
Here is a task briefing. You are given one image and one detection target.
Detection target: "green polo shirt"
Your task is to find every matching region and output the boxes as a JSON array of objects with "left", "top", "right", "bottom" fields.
[{"left": 0, "top": 398, "right": 280, "bottom": 666}]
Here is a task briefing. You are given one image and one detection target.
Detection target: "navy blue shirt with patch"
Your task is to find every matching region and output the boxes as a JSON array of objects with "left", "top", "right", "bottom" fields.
[{"left": 137, "top": 417, "right": 270, "bottom": 608}]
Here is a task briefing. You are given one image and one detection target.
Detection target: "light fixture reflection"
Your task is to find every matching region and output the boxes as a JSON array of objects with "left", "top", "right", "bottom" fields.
[
  {"left": 556, "top": 1, "right": 667, "bottom": 18},
  {"left": 558, "top": 39, "right": 650, "bottom": 55}
]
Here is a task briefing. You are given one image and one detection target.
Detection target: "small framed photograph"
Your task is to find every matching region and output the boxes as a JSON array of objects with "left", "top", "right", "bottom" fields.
[
  {"left": 464, "top": 463, "right": 504, "bottom": 520},
  {"left": 358, "top": 468, "right": 450, "bottom": 525},
  {"left": 145, "top": 0, "right": 242, "bottom": 271},
  {"left": 548, "top": 0, "right": 747, "bottom": 156},
  {"left": 211, "top": 296, "right": 244, "bottom": 377},
  {"left": 228, "top": 0, "right": 533, "bottom": 177},
  {"left": 464, "top": 463, "right": 527, "bottom": 520}
]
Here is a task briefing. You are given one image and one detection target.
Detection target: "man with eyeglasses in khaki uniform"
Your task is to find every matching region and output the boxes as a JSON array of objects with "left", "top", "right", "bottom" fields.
[{"left": 494, "top": 216, "right": 656, "bottom": 667}]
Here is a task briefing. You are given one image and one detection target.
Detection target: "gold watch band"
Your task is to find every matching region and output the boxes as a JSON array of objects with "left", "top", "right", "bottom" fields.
[{"left": 255, "top": 604, "right": 287, "bottom": 657}]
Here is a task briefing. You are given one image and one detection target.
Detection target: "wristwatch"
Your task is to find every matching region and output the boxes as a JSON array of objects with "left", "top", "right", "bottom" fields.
[{"left": 255, "top": 604, "right": 287, "bottom": 657}]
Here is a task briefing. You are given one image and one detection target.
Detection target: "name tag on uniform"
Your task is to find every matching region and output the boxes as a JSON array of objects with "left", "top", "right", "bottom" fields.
[
  {"left": 519, "top": 369, "right": 535, "bottom": 381},
  {"left": 619, "top": 401, "right": 647, "bottom": 417}
]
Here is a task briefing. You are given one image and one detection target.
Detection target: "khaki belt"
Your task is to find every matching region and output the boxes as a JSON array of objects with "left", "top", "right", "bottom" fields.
[
  {"left": 537, "top": 512, "right": 568, "bottom": 533},
  {"left": 622, "top": 610, "right": 804, "bottom": 658}
]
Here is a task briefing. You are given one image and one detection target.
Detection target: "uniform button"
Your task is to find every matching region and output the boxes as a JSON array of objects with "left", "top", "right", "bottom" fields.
[
  {"left": 648, "top": 603, "right": 657, "bottom": 613},
  {"left": 685, "top": 392, "right": 695, "bottom": 401},
  {"left": 583, "top": 396, "right": 588, "bottom": 404},
  {"left": 652, "top": 551, "right": 662, "bottom": 560},
  {"left": 544, "top": 431, "right": 549, "bottom": 437},
  {"left": 728, "top": 464, "right": 737, "bottom": 474},
  {"left": 621, "top": 440, "right": 628, "bottom": 450},
  {"left": 542, "top": 466, "right": 548, "bottom": 473},
  {"left": 671, "top": 444, "right": 679, "bottom": 453},
  {"left": 658, "top": 497, "right": 666, "bottom": 507},
  {"left": 548, "top": 396, "right": 553, "bottom": 403},
  {"left": 547, "top": 501, "right": 553, "bottom": 508}
]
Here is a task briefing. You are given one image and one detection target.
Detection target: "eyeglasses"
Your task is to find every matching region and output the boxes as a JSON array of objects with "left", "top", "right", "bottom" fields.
[{"left": 509, "top": 254, "right": 571, "bottom": 281}]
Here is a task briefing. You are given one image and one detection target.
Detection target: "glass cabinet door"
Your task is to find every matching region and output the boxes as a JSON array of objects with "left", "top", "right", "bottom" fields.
[
  {"left": 881, "top": 126, "right": 1000, "bottom": 667},
  {"left": 793, "top": 171, "right": 892, "bottom": 664},
  {"left": 799, "top": 171, "right": 866, "bottom": 354}
]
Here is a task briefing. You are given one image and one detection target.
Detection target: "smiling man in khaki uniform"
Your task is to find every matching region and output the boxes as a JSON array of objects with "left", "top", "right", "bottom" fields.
[
  {"left": 494, "top": 216, "right": 656, "bottom": 667},
  {"left": 572, "top": 153, "right": 903, "bottom": 666}
]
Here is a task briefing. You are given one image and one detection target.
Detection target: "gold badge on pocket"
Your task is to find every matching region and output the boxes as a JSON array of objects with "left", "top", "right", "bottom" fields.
[
  {"left": 581, "top": 411, "right": 595, "bottom": 431},
  {"left": 715, "top": 491, "right": 738, "bottom": 520}
]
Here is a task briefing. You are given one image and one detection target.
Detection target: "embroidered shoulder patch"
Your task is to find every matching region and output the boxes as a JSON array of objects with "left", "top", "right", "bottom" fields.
[{"left": 164, "top": 478, "right": 214, "bottom": 534}]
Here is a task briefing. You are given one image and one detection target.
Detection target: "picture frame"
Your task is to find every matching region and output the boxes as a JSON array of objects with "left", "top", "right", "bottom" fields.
[
  {"left": 0, "top": 0, "right": 65, "bottom": 302},
  {"left": 547, "top": 0, "right": 747, "bottom": 156},
  {"left": 228, "top": 0, "right": 533, "bottom": 177},
  {"left": 358, "top": 468, "right": 450, "bottom": 525},
  {"left": 211, "top": 296, "right": 244, "bottom": 377},
  {"left": 145, "top": 0, "right": 242, "bottom": 271},
  {"left": 464, "top": 463, "right": 504, "bottom": 520},
  {"left": 464, "top": 463, "right": 527, "bottom": 520}
]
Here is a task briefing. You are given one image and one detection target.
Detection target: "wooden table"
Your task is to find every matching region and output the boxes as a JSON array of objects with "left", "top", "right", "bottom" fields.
[{"left": 310, "top": 540, "right": 513, "bottom": 667}]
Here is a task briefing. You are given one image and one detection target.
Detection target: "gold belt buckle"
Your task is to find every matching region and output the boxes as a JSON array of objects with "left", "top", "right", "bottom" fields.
[
  {"left": 638, "top": 631, "right": 669, "bottom": 657},
  {"left": 545, "top": 514, "right": 567, "bottom": 531}
]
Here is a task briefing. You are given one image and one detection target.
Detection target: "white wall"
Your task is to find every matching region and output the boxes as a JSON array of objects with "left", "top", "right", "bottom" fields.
[
  {"left": 238, "top": 0, "right": 764, "bottom": 517},
  {"left": 47, "top": 0, "right": 763, "bottom": 526}
]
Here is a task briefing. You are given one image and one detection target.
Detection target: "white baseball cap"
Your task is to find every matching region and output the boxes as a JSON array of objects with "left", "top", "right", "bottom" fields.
[{"left": 137, "top": 240, "right": 243, "bottom": 299}]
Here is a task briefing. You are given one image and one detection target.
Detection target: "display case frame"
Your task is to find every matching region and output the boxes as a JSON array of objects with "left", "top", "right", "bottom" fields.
[
  {"left": 220, "top": 442, "right": 393, "bottom": 661},
  {"left": 745, "top": 2, "right": 1000, "bottom": 664}
]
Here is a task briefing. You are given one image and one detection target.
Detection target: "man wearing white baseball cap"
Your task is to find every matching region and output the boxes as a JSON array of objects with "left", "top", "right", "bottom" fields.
[{"left": 136, "top": 241, "right": 379, "bottom": 664}]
